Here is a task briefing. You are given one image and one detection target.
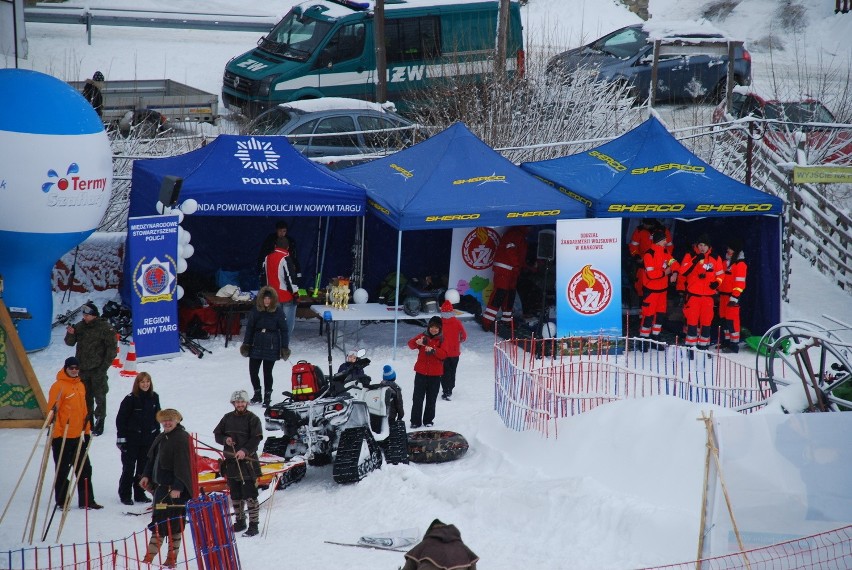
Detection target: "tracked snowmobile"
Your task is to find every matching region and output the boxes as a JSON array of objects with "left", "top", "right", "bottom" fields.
[{"left": 263, "top": 353, "right": 408, "bottom": 484}]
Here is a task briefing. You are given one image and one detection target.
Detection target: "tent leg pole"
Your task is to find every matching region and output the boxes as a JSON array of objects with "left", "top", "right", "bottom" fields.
[{"left": 393, "top": 230, "right": 402, "bottom": 361}]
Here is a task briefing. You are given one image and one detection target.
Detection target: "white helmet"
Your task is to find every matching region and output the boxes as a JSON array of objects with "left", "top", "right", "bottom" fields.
[{"left": 230, "top": 389, "right": 249, "bottom": 403}]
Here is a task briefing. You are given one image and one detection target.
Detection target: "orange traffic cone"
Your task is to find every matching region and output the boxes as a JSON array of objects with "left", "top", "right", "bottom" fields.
[
  {"left": 112, "top": 334, "right": 123, "bottom": 368},
  {"left": 120, "top": 341, "right": 137, "bottom": 377}
]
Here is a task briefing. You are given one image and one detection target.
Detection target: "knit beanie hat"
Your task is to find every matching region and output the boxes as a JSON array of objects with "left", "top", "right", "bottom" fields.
[
  {"left": 440, "top": 300, "right": 454, "bottom": 316},
  {"left": 81, "top": 302, "right": 99, "bottom": 317},
  {"left": 696, "top": 233, "right": 712, "bottom": 247},
  {"left": 156, "top": 408, "right": 183, "bottom": 423},
  {"left": 64, "top": 356, "right": 80, "bottom": 370},
  {"left": 428, "top": 315, "right": 443, "bottom": 330},
  {"left": 651, "top": 229, "right": 667, "bottom": 244},
  {"left": 382, "top": 365, "right": 396, "bottom": 382}
]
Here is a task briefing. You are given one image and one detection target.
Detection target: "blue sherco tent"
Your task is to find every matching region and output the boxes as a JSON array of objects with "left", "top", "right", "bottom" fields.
[
  {"left": 521, "top": 116, "right": 784, "bottom": 334},
  {"left": 340, "top": 122, "right": 586, "bottom": 230},
  {"left": 126, "top": 135, "right": 366, "bottom": 298},
  {"left": 339, "top": 122, "right": 587, "bottom": 352}
]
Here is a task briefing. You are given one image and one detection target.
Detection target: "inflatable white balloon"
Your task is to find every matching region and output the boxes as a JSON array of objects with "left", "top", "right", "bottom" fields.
[
  {"left": 180, "top": 199, "right": 198, "bottom": 215},
  {"left": 444, "top": 288, "right": 461, "bottom": 305},
  {"left": 0, "top": 70, "right": 112, "bottom": 350},
  {"left": 541, "top": 322, "right": 557, "bottom": 339},
  {"left": 352, "top": 288, "right": 369, "bottom": 304}
]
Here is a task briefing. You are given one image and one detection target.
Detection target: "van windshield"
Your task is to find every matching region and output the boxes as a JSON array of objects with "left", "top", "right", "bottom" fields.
[{"left": 259, "top": 10, "right": 334, "bottom": 61}]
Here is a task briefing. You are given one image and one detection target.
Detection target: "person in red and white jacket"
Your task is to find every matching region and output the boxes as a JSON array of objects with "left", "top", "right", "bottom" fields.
[
  {"left": 264, "top": 239, "right": 300, "bottom": 340},
  {"left": 638, "top": 229, "right": 677, "bottom": 348},
  {"left": 439, "top": 300, "right": 467, "bottom": 401},
  {"left": 482, "top": 226, "right": 530, "bottom": 332},
  {"left": 718, "top": 238, "right": 747, "bottom": 353},
  {"left": 407, "top": 316, "right": 447, "bottom": 429}
]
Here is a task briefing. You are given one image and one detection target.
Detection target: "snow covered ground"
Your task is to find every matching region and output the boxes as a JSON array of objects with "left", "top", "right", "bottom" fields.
[{"left": 2, "top": 0, "right": 852, "bottom": 568}]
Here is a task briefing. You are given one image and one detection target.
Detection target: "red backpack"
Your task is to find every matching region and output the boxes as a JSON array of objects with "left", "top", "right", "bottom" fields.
[{"left": 290, "top": 361, "right": 327, "bottom": 401}]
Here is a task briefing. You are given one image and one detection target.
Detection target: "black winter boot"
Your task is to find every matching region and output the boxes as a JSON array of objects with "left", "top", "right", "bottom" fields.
[
  {"left": 232, "top": 519, "right": 247, "bottom": 533},
  {"left": 263, "top": 391, "right": 272, "bottom": 407},
  {"left": 244, "top": 522, "right": 259, "bottom": 537},
  {"left": 250, "top": 389, "right": 262, "bottom": 405}
]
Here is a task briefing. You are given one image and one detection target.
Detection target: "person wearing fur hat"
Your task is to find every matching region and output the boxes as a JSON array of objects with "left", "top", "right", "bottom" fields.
[
  {"left": 718, "top": 238, "right": 747, "bottom": 353},
  {"left": 48, "top": 356, "right": 102, "bottom": 510},
  {"left": 214, "top": 390, "right": 264, "bottom": 537},
  {"left": 381, "top": 365, "right": 405, "bottom": 423},
  {"left": 240, "top": 286, "right": 290, "bottom": 407},
  {"left": 402, "top": 519, "right": 479, "bottom": 570},
  {"left": 81, "top": 71, "right": 104, "bottom": 118},
  {"left": 407, "top": 316, "right": 447, "bottom": 429},
  {"left": 139, "top": 408, "right": 192, "bottom": 567},
  {"left": 439, "top": 300, "right": 467, "bottom": 401},
  {"left": 64, "top": 301, "right": 117, "bottom": 436},
  {"left": 337, "top": 349, "right": 369, "bottom": 386}
]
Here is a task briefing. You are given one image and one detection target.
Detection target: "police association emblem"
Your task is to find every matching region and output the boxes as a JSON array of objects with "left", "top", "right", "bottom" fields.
[
  {"left": 566, "top": 264, "right": 612, "bottom": 315},
  {"left": 134, "top": 256, "right": 177, "bottom": 304},
  {"left": 461, "top": 227, "right": 500, "bottom": 270}
]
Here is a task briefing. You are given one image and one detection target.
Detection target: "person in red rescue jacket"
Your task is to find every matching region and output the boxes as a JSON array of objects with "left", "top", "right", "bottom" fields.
[
  {"left": 628, "top": 219, "right": 673, "bottom": 298},
  {"left": 674, "top": 234, "right": 724, "bottom": 355},
  {"left": 264, "top": 240, "right": 300, "bottom": 340},
  {"left": 407, "top": 316, "right": 447, "bottom": 429},
  {"left": 482, "top": 226, "right": 530, "bottom": 332},
  {"left": 439, "top": 300, "right": 467, "bottom": 401},
  {"left": 638, "top": 229, "right": 677, "bottom": 348},
  {"left": 718, "top": 238, "right": 747, "bottom": 353}
]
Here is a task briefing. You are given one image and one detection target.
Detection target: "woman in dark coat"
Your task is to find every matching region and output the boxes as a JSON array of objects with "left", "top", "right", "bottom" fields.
[
  {"left": 115, "top": 371, "right": 161, "bottom": 505},
  {"left": 240, "top": 286, "right": 291, "bottom": 407},
  {"left": 402, "top": 519, "right": 479, "bottom": 570}
]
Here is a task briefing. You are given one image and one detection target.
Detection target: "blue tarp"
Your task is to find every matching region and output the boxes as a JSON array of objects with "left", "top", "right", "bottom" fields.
[
  {"left": 339, "top": 122, "right": 586, "bottom": 230},
  {"left": 522, "top": 116, "right": 783, "bottom": 334},
  {"left": 521, "top": 116, "right": 783, "bottom": 218}
]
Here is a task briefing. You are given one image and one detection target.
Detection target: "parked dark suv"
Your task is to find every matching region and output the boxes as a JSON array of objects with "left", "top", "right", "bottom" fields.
[
  {"left": 546, "top": 23, "right": 751, "bottom": 104},
  {"left": 245, "top": 97, "right": 421, "bottom": 166}
]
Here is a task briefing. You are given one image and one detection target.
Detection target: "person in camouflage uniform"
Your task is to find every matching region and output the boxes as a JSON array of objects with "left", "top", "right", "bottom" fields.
[{"left": 65, "top": 301, "right": 117, "bottom": 436}]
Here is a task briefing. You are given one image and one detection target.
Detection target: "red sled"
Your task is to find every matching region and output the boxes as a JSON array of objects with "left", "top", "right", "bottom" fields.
[{"left": 290, "top": 360, "right": 327, "bottom": 401}]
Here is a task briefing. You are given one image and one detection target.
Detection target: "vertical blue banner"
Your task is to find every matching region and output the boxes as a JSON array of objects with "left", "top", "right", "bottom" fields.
[
  {"left": 556, "top": 219, "right": 622, "bottom": 337},
  {"left": 128, "top": 215, "right": 181, "bottom": 360}
]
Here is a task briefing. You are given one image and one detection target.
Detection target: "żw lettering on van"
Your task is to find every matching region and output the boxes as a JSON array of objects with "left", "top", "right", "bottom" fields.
[
  {"left": 388, "top": 66, "right": 425, "bottom": 83},
  {"left": 237, "top": 59, "right": 269, "bottom": 72}
]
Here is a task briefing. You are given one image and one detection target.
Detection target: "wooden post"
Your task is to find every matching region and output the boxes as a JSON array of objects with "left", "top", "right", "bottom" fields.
[
  {"left": 495, "top": 0, "right": 510, "bottom": 80},
  {"left": 649, "top": 40, "right": 660, "bottom": 109}
]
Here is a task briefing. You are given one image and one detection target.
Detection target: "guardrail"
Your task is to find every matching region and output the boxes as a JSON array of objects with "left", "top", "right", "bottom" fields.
[{"left": 24, "top": 6, "right": 276, "bottom": 44}]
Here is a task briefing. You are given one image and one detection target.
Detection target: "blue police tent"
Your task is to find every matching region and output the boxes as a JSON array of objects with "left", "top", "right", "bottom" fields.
[
  {"left": 126, "top": 135, "right": 366, "bottom": 300},
  {"left": 521, "top": 116, "right": 784, "bottom": 334},
  {"left": 339, "top": 122, "right": 587, "bottom": 352}
]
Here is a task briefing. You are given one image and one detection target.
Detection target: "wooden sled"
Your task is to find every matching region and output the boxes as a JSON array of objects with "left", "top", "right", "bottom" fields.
[{"left": 196, "top": 452, "right": 306, "bottom": 493}]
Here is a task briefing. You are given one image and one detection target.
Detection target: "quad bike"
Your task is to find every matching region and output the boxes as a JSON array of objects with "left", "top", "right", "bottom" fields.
[{"left": 263, "top": 352, "right": 408, "bottom": 484}]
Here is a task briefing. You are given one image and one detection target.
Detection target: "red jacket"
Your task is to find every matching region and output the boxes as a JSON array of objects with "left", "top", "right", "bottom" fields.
[
  {"left": 491, "top": 227, "right": 528, "bottom": 289},
  {"left": 408, "top": 332, "right": 447, "bottom": 376},
  {"left": 49, "top": 369, "right": 90, "bottom": 439},
  {"left": 720, "top": 253, "right": 747, "bottom": 299},
  {"left": 265, "top": 246, "right": 299, "bottom": 303},
  {"left": 439, "top": 316, "right": 467, "bottom": 358},
  {"left": 677, "top": 247, "right": 724, "bottom": 296},
  {"left": 629, "top": 226, "right": 672, "bottom": 257},
  {"left": 642, "top": 244, "right": 676, "bottom": 292}
]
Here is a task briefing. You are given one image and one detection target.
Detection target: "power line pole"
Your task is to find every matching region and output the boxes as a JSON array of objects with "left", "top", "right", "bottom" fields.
[
  {"left": 495, "top": 0, "right": 510, "bottom": 80},
  {"left": 374, "top": 0, "right": 387, "bottom": 102}
]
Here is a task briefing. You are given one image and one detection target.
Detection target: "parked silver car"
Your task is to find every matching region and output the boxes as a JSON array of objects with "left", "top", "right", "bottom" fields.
[{"left": 245, "top": 97, "right": 421, "bottom": 164}]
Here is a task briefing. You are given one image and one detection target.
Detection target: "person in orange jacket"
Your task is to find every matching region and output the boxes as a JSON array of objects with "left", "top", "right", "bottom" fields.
[
  {"left": 718, "top": 238, "right": 747, "bottom": 353},
  {"left": 407, "top": 316, "right": 447, "bottom": 429},
  {"left": 674, "top": 234, "right": 724, "bottom": 355},
  {"left": 629, "top": 219, "right": 672, "bottom": 299},
  {"left": 638, "top": 229, "right": 677, "bottom": 348},
  {"left": 49, "top": 357, "right": 102, "bottom": 510}
]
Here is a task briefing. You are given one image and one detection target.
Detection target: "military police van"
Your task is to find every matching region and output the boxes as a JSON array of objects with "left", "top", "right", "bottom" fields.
[{"left": 222, "top": 0, "right": 524, "bottom": 117}]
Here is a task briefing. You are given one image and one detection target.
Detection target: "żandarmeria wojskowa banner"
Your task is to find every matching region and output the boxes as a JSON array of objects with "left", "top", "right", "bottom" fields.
[
  {"left": 128, "top": 215, "right": 181, "bottom": 360},
  {"left": 556, "top": 219, "right": 622, "bottom": 338}
]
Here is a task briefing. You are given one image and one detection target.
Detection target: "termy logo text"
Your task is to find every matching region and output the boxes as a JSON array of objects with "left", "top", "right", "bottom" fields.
[{"left": 41, "top": 163, "right": 107, "bottom": 193}]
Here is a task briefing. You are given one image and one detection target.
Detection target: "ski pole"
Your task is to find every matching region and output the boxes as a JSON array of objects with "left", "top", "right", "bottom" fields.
[
  {"left": 0, "top": 407, "right": 55, "bottom": 527},
  {"left": 39, "top": 420, "right": 70, "bottom": 542},
  {"left": 56, "top": 428, "right": 95, "bottom": 541},
  {"left": 261, "top": 474, "right": 281, "bottom": 538},
  {"left": 25, "top": 418, "right": 60, "bottom": 544}
]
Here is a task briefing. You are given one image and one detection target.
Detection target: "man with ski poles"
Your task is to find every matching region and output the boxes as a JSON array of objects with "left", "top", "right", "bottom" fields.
[{"left": 214, "top": 390, "right": 264, "bottom": 537}]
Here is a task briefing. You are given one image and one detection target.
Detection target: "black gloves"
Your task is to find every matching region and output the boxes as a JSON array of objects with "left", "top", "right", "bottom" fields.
[
  {"left": 709, "top": 281, "right": 719, "bottom": 290},
  {"left": 239, "top": 344, "right": 251, "bottom": 357},
  {"left": 280, "top": 347, "right": 291, "bottom": 360}
]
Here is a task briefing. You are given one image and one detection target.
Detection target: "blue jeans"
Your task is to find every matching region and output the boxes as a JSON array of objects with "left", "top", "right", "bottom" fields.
[{"left": 282, "top": 302, "right": 296, "bottom": 340}]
